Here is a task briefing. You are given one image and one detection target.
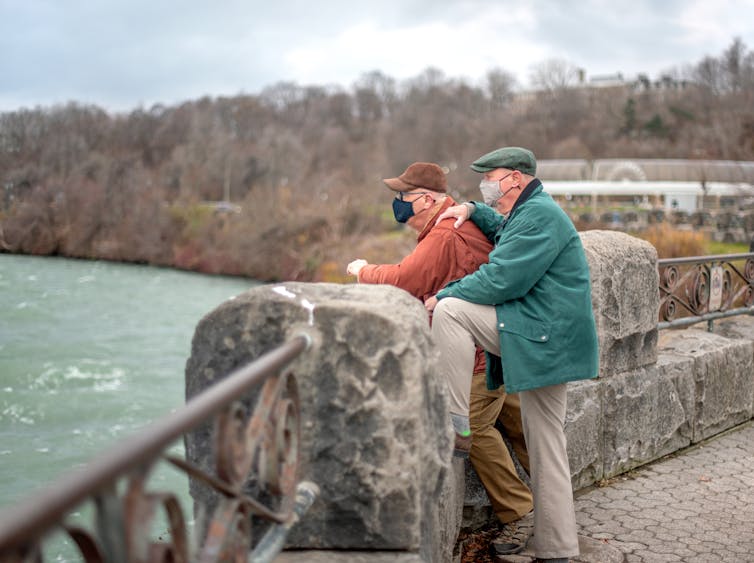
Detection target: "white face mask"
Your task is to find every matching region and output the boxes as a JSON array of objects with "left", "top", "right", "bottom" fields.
[
  {"left": 478, "top": 179, "right": 502, "bottom": 207},
  {"left": 478, "top": 172, "right": 514, "bottom": 207}
]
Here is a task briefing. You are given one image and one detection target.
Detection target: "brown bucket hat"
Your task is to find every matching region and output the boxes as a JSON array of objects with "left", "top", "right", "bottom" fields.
[{"left": 383, "top": 162, "right": 447, "bottom": 193}]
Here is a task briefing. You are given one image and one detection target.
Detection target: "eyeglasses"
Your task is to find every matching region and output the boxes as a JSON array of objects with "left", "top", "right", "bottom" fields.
[{"left": 396, "top": 191, "right": 430, "bottom": 202}]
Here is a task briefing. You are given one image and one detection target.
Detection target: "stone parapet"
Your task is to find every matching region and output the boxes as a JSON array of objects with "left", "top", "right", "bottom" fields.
[
  {"left": 658, "top": 329, "right": 754, "bottom": 442},
  {"left": 184, "top": 283, "right": 464, "bottom": 562},
  {"left": 580, "top": 230, "right": 659, "bottom": 377},
  {"left": 599, "top": 355, "right": 694, "bottom": 477},
  {"left": 710, "top": 314, "right": 754, "bottom": 343},
  {"left": 183, "top": 230, "right": 754, "bottom": 560},
  {"left": 562, "top": 322, "right": 754, "bottom": 488},
  {"left": 564, "top": 380, "right": 603, "bottom": 491}
]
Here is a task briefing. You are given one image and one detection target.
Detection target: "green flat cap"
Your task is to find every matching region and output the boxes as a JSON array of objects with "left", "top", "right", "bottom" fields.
[{"left": 470, "top": 146, "right": 537, "bottom": 175}]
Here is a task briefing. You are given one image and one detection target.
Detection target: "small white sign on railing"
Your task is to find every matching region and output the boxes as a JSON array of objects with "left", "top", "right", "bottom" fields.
[{"left": 709, "top": 266, "right": 724, "bottom": 311}]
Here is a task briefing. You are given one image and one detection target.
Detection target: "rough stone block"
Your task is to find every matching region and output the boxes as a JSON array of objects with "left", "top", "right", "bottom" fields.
[
  {"left": 184, "top": 283, "right": 460, "bottom": 561},
  {"left": 714, "top": 315, "right": 754, "bottom": 342},
  {"left": 715, "top": 318, "right": 754, "bottom": 417},
  {"left": 442, "top": 458, "right": 466, "bottom": 562},
  {"left": 601, "top": 356, "right": 694, "bottom": 478},
  {"left": 580, "top": 230, "right": 659, "bottom": 377},
  {"left": 658, "top": 329, "right": 754, "bottom": 442},
  {"left": 461, "top": 459, "right": 495, "bottom": 532},
  {"left": 566, "top": 380, "right": 603, "bottom": 490}
]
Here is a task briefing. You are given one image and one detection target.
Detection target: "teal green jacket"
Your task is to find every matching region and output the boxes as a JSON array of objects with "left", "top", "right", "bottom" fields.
[{"left": 436, "top": 180, "right": 599, "bottom": 393}]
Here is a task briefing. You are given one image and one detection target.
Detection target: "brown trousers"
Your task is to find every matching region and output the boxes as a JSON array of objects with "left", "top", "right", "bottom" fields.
[{"left": 469, "top": 372, "right": 534, "bottom": 524}]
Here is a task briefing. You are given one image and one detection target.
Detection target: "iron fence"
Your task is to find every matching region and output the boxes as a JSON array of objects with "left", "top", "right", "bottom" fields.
[
  {"left": 658, "top": 252, "right": 754, "bottom": 330},
  {"left": 0, "top": 333, "right": 317, "bottom": 562}
]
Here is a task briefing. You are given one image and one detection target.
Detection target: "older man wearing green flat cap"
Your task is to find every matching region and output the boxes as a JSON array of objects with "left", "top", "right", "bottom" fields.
[{"left": 424, "top": 146, "right": 598, "bottom": 562}]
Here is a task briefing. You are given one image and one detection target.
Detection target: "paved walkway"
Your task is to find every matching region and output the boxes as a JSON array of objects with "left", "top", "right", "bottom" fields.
[
  {"left": 494, "top": 420, "right": 754, "bottom": 562},
  {"left": 574, "top": 420, "right": 754, "bottom": 562}
]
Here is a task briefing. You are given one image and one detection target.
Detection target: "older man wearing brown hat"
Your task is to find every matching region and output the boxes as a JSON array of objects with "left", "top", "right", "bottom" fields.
[{"left": 346, "top": 161, "right": 535, "bottom": 556}]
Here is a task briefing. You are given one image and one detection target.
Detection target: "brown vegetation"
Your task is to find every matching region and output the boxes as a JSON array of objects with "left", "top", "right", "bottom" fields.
[
  {"left": 1, "top": 39, "right": 753, "bottom": 280},
  {"left": 633, "top": 224, "right": 707, "bottom": 258}
]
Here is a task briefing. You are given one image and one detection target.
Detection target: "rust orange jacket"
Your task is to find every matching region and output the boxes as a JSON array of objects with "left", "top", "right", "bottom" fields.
[{"left": 358, "top": 197, "right": 493, "bottom": 373}]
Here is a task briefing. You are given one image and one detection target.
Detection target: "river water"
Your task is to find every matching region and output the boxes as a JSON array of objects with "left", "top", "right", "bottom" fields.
[{"left": 0, "top": 254, "right": 255, "bottom": 559}]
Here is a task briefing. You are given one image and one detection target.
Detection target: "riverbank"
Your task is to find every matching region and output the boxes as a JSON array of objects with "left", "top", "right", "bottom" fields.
[
  {"left": 3, "top": 195, "right": 750, "bottom": 287},
  {"left": 0, "top": 198, "right": 417, "bottom": 283}
]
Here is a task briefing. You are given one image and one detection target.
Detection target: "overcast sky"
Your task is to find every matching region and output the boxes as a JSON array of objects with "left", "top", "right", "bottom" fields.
[{"left": 2, "top": 0, "right": 754, "bottom": 114}]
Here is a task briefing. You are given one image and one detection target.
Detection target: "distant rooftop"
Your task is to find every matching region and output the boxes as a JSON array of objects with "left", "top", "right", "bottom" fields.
[{"left": 587, "top": 73, "right": 625, "bottom": 87}]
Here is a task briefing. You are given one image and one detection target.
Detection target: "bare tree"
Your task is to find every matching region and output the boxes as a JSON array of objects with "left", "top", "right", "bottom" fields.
[
  {"left": 485, "top": 68, "right": 517, "bottom": 109},
  {"left": 529, "top": 58, "right": 582, "bottom": 92},
  {"left": 2, "top": 39, "right": 754, "bottom": 281}
]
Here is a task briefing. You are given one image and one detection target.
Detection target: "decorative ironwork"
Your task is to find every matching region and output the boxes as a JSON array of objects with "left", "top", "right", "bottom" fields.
[
  {"left": 658, "top": 253, "right": 754, "bottom": 330},
  {"left": 0, "top": 334, "right": 317, "bottom": 562}
]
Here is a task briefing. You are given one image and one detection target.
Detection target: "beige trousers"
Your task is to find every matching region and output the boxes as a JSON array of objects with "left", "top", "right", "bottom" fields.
[
  {"left": 469, "top": 373, "right": 533, "bottom": 523},
  {"left": 432, "top": 297, "right": 579, "bottom": 558}
]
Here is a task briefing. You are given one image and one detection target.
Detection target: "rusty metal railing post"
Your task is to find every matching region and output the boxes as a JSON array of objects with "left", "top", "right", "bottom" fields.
[
  {"left": 249, "top": 481, "right": 319, "bottom": 563},
  {"left": 0, "top": 332, "right": 316, "bottom": 561}
]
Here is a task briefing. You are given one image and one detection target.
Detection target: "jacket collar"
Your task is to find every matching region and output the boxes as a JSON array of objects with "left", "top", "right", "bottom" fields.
[
  {"left": 417, "top": 196, "right": 456, "bottom": 242},
  {"left": 508, "top": 178, "right": 542, "bottom": 218}
]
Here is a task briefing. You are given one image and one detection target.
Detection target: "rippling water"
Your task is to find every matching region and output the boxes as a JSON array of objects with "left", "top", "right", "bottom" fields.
[{"left": 0, "top": 254, "right": 254, "bottom": 559}]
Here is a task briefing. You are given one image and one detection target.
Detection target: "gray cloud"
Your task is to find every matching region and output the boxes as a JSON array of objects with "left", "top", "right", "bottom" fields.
[{"left": 1, "top": 0, "right": 752, "bottom": 112}]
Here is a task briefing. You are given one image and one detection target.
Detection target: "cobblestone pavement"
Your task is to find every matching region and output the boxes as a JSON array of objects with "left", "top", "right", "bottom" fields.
[{"left": 573, "top": 420, "right": 754, "bottom": 563}]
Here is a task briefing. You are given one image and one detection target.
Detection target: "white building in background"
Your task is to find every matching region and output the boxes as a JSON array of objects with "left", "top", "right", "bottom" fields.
[
  {"left": 536, "top": 159, "right": 754, "bottom": 213},
  {"left": 543, "top": 180, "right": 754, "bottom": 213}
]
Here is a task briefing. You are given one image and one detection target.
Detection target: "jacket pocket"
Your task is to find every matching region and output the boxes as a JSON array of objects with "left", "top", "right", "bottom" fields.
[{"left": 497, "top": 319, "right": 551, "bottom": 343}]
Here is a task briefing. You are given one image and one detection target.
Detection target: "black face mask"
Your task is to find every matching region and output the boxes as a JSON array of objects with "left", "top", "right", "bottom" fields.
[{"left": 392, "top": 198, "right": 415, "bottom": 223}]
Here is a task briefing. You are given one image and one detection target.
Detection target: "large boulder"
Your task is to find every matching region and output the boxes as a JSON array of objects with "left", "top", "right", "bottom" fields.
[{"left": 184, "top": 283, "right": 462, "bottom": 562}]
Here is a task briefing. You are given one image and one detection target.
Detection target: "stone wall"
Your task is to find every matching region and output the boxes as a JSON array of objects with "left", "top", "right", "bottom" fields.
[
  {"left": 560, "top": 320, "right": 754, "bottom": 491},
  {"left": 563, "top": 232, "right": 754, "bottom": 491},
  {"left": 184, "top": 230, "right": 754, "bottom": 562},
  {"left": 453, "top": 231, "right": 754, "bottom": 535},
  {"left": 184, "top": 283, "right": 465, "bottom": 563}
]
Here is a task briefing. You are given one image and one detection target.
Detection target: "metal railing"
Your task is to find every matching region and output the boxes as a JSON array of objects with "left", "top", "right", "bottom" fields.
[
  {"left": 0, "top": 333, "right": 317, "bottom": 562},
  {"left": 658, "top": 252, "right": 754, "bottom": 330}
]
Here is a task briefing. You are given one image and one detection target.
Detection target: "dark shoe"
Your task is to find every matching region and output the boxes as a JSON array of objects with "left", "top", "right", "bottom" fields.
[
  {"left": 453, "top": 432, "right": 471, "bottom": 458},
  {"left": 489, "top": 510, "right": 534, "bottom": 556}
]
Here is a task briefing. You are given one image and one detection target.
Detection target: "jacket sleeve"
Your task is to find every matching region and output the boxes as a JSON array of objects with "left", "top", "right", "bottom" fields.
[
  {"left": 436, "top": 217, "right": 563, "bottom": 305},
  {"left": 467, "top": 202, "right": 504, "bottom": 239},
  {"left": 358, "top": 229, "right": 458, "bottom": 299}
]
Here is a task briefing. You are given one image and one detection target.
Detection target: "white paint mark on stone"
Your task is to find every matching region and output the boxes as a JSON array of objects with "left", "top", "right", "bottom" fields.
[
  {"left": 272, "top": 285, "right": 297, "bottom": 298},
  {"left": 301, "top": 298, "right": 316, "bottom": 326}
]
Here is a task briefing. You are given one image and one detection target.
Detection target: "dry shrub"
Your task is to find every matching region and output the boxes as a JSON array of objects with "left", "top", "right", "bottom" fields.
[{"left": 634, "top": 224, "right": 705, "bottom": 258}]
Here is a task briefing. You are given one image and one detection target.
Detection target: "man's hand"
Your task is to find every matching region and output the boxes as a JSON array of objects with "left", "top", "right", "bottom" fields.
[
  {"left": 435, "top": 203, "right": 471, "bottom": 229},
  {"left": 346, "top": 259, "right": 368, "bottom": 277},
  {"left": 425, "top": 295, "right": 438, "bottom": 313}
]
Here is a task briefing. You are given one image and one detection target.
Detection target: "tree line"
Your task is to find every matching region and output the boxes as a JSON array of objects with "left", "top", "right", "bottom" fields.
[{"left": 1, "top": 38, "right": 753, "bottom": 281}]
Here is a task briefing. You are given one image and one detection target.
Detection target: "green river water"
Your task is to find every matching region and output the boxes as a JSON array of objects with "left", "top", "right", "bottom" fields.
[{"left": 0, "top": 254, "right": 255, "bottom": 559}]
